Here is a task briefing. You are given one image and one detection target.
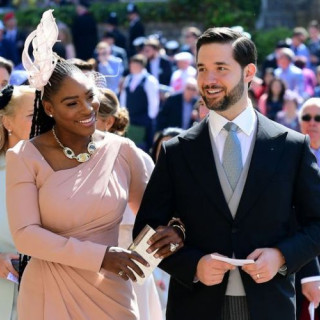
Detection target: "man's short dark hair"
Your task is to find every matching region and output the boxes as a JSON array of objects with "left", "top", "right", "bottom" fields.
[{"left": 196, "top": 27, "right": 257, "bottom": 68}]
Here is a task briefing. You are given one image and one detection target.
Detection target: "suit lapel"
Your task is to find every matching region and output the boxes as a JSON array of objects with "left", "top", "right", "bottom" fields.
[
  {"left": 180, "top": 119, "right": 233, "bottom": 222},
  {"left": 235, "top": 112, "right": 288, "bottom": 222}
]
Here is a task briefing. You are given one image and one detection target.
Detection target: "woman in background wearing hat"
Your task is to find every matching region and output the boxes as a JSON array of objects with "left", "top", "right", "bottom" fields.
[
  {"left": 169, "top": 51, "right": 196, "bottom": 93},
  {"left": 0, "top": 84, "right": 35, "bottom": 320}
]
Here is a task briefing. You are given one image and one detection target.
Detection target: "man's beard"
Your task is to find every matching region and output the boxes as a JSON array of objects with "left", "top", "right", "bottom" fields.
[{"left": 201, "top": 75, "right": 245, "bottom": 112}]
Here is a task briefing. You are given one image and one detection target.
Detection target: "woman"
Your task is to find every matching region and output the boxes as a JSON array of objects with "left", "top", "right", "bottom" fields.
[
  {"left": 96, "top": 88, "right": 129, "bottom": 135},
  {"left": 275, "top": 89, "right": 301, "bottom": 132},
  {"left": 258, "top": 77, "right": 286, "bottom": 120},
  {"left": 0, "top": 84, "right": 35, "bottom": 320},
  {"left": 6, "top": 10, "right": 183, "bottom": 320},
  {"left": 0, "top": 57, "right": 13, "bottom": 90},
  {"left": 97, "top": 87, "right": 163, "bottom": 320}
]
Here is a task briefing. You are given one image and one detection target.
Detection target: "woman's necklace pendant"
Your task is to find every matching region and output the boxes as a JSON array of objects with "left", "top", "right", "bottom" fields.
[{"left": 52, "top": 127, "right": 97, "bottom": 163}]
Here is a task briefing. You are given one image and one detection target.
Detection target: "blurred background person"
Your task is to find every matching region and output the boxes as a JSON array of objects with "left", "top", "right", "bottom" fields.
[
  {"left": 275, "top": 89, "right": 301, "bottom": 132},
  {"left": 71, "top": 0, "right": 98, "bottom": 60},
  {"left": 57, "top": 22, "right": 76, "bottom": 60},
  {"left": 294, "top": 56, "right": 317, "bottom": 100},
  {"left": 0, "top": 57, "right": 13, "bottom": 90},
  {"left": 143, "top": 37, "right": 173, "bottom": 87},
  {"left": 0, "top": 84, "right": 35, "bottom": 320},
  {"left": 258, "top": 77, "right": 287, "bottom": 120},
  {"left": 0, "top": 21, "right": 18, "bottom": 66},
  {"left": 290, "top": 27, "right": 311, "bottom": 67},
  {"left": 126, "top": 3, "right": 145, "bottom": 57},
  {"left": 103, "top": 12, "right": 127, "bottom": 51},
  {"left": 95, "top": 41, "right": 124, "bottom": 94},
  {"left": 120, "top": 54, "right": 159, "bottom": 151},
  {"left": 3, "top": 12, "right": 26, "bottom": 67},
  {"left": 96, "top": 88, "right": 129, "bottom": 135},
  {"left": 180, "top": 26, "right": 201, "bottom": 58},
  {"left": 275, "top": 47, "right": 305, "bottom": 98},
  {"left": 299, "top": 97, "right": 320, "bottom": 166},
  {"left": 156, "top": 77, "right": 198, "bottom": 131},
  {"left": 169, "top": 51, "right": 196, "bottom": 93},
  {"left": 297, "top": 97, "right": 320, "bottom": 320},
  {"left": 307, "top": 20, "right": 320, "bottom": 72},
  {"left": 101, "top": 31, "right": 128, "bottom": 71}
]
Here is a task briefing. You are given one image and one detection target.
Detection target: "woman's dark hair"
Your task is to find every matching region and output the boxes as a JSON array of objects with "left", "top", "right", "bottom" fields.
[
  {"left": 150, "top": 127, "right": 184, "bottom": 163},
  {"left": 196, "top": 27, "right": 257, "bottom": 68},
  {"left": 29, "top": 58, "right": 83, "bottom": 138},
  {"left": 266, "top": 77, "right": 286, "bottom": 105}
]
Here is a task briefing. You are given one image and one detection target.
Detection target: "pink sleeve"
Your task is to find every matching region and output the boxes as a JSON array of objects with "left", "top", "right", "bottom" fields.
[
  {"left": 6, "top": 147, "right": 107, "bottom": 272},
  {"left": 123, "top": 139, "right": 151, "bottom": 215},
  {"left": 258, "top": 94, "right": 267, "bottom": 115}
]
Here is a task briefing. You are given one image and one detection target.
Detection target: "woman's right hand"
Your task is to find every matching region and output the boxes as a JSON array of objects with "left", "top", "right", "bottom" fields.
[
  {"left": 101, "top": 247, "right": 149, "bottom": 282},
  {"left": 0, "top": 252, "right": 19, "bottom": 279}
]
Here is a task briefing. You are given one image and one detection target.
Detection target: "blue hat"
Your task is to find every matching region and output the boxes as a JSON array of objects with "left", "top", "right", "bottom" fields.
[
  {"left": 107, "top": 12, "right": 118, "bottom": 26},
  {"left": 127, "top": 3, "right": 138, "bottom": 14}
]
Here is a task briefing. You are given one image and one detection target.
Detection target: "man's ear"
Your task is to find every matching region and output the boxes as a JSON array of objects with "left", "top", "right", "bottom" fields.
[
  {"left": 244, "top": 63, "right": 257, "bottom": 83},
  {"left": 42, "top": 100, "right": 54, "bottom": 118}
]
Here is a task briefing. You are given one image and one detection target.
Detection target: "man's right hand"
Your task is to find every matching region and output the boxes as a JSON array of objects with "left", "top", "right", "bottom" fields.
[{"left": 196, "top": 253, "right": 235, "bottom": 286}]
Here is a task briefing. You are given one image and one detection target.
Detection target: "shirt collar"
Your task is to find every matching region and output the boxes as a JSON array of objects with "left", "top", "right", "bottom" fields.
[{"left": 208, "top": 103, "right": 256, "bottom": 138}]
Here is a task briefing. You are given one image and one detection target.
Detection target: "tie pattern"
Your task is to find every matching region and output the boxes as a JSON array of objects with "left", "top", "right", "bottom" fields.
[{"left": 222, "top": 122, "right": 243, "bottom": 190}]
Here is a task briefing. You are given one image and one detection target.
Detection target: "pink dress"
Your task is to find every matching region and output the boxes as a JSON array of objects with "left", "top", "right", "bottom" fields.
[{"left": 6, "top": 133, "right": 149, "bottom": 320}]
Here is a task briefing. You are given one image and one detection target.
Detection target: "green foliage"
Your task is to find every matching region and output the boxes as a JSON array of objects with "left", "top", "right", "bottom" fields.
[
  {"left": 252, "top": 27, "right": 292, "bottom": 66},
  {"left": 8, "top": 0, "right": 261, "bottom": 30}
]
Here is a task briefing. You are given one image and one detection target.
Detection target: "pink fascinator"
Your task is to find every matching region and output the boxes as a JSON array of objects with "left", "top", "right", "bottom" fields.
[{"left": 22, "top": 9, "right": 59, "bottom": 95}]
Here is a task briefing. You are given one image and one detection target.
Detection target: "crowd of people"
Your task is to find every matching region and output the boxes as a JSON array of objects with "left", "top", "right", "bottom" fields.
[{"left": 2, "top": 2, "right": 320, "bottom": 320}]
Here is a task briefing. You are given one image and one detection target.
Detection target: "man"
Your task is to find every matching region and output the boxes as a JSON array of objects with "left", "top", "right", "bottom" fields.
[
  {"left": 156, "top": 77, "right": 198, "bottom": 131},
  {"left": 103, "top": 11, "right": 127, "bottom": 50},
  {"left": 120, "top": 54, "right": 159, "bottom": 151},
  {"left": 126, "top": 3, "right": 145, "bottom": 57},
  {"left": 274, "top": 47, "right": 305, "bottom": 98},
  {"left": 296, "top": 97, "right": 320, "bottom": 319},
  {"left": 143, "top": 37, "right": 173, "bottom": 87},
  {"left": 133, "top": 27, "right": 320, "bottom": 320},
  {"left": 71, "top": 0, "right": 98, "bottom": 60},
  {"left": 3, "top": 11, "right": 26, "bottom": 66}
]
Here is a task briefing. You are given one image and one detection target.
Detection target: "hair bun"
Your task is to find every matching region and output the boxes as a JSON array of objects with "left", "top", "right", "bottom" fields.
[{"left": 0, "top": 85, "right": 13, "bottom": 110}]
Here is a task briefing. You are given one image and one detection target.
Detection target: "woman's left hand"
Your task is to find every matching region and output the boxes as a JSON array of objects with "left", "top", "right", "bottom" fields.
[{"left": 146, "top": 225, "right": 184, "bottom": 259}]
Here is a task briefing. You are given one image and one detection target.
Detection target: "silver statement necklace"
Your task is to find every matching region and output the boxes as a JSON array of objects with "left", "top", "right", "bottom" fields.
[{"left": 52, "top": 127, "right": 97, "bottom": 163}]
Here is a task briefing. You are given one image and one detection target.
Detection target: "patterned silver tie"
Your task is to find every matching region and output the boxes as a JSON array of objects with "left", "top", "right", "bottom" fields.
[{"left": 222, "top": 122, "right": 243, "bottom": 191}]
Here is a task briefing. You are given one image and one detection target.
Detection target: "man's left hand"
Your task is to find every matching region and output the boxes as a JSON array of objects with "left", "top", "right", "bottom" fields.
[
  {"left": 302, "top": 281, "right": 320, "bottom": 308},
  {"left": 242, "top": 248, "right": 285, "bottom": 283}
]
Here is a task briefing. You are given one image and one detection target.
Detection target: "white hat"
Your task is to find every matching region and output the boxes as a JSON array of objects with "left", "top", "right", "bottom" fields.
[{"left": 174, "top": 51, "right": 193, "bottom": 62}]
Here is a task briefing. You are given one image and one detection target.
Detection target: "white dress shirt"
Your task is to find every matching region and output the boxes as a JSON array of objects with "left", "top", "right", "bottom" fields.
[
  {"left": 120, "top": 69, "right": 160, "bottom": 119},
  {"left": 208, "top": 104, "right": 257, "bottom": 166}
]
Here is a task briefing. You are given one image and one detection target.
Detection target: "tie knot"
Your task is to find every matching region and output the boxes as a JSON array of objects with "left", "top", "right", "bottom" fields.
[{"left": 224, "top": 122, "right": 238, "bottom": 133}]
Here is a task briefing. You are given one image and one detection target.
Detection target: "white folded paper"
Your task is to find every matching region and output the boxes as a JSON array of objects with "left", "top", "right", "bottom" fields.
[
  {"left": 128, "top": 225, "right": 162, "bottom": 285},
  {"left": 309, "top": 301, "right": 315, "bottom": 320},
  {"left": 211, "top": 254, "right": 255, "bottom": 266},
  {"left": 7, "top": 272, "right": 19, "bottom": 284}
]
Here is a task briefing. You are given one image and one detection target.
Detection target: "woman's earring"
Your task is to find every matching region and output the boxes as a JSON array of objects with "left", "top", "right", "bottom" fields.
[
  {"left": 8, "top": 130, "right": 12, "bottom": 136},
  {"left": 49, "top": 114, "right": 53, "bottom": 118}
]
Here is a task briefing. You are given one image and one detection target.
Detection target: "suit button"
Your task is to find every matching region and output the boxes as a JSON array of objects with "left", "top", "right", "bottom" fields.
[{"left": 231, "top": 227, "right": 238, "bottom": 234}]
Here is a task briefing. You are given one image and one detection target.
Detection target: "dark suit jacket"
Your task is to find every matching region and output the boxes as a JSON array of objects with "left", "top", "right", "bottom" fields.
[
  {"left": 146, "top": 56, "right": 173, "bottom": 86},
  {"left": 156, "top": 93, "right": 197, "bottom": 131},
  {"left": 133, "top": 112, "right": 320, "bottom": 320}
]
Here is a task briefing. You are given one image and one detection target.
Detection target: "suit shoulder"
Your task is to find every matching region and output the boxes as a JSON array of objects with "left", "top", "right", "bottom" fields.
[{"left": 257, "top": 112, "right": 306, "bottom": 143}]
